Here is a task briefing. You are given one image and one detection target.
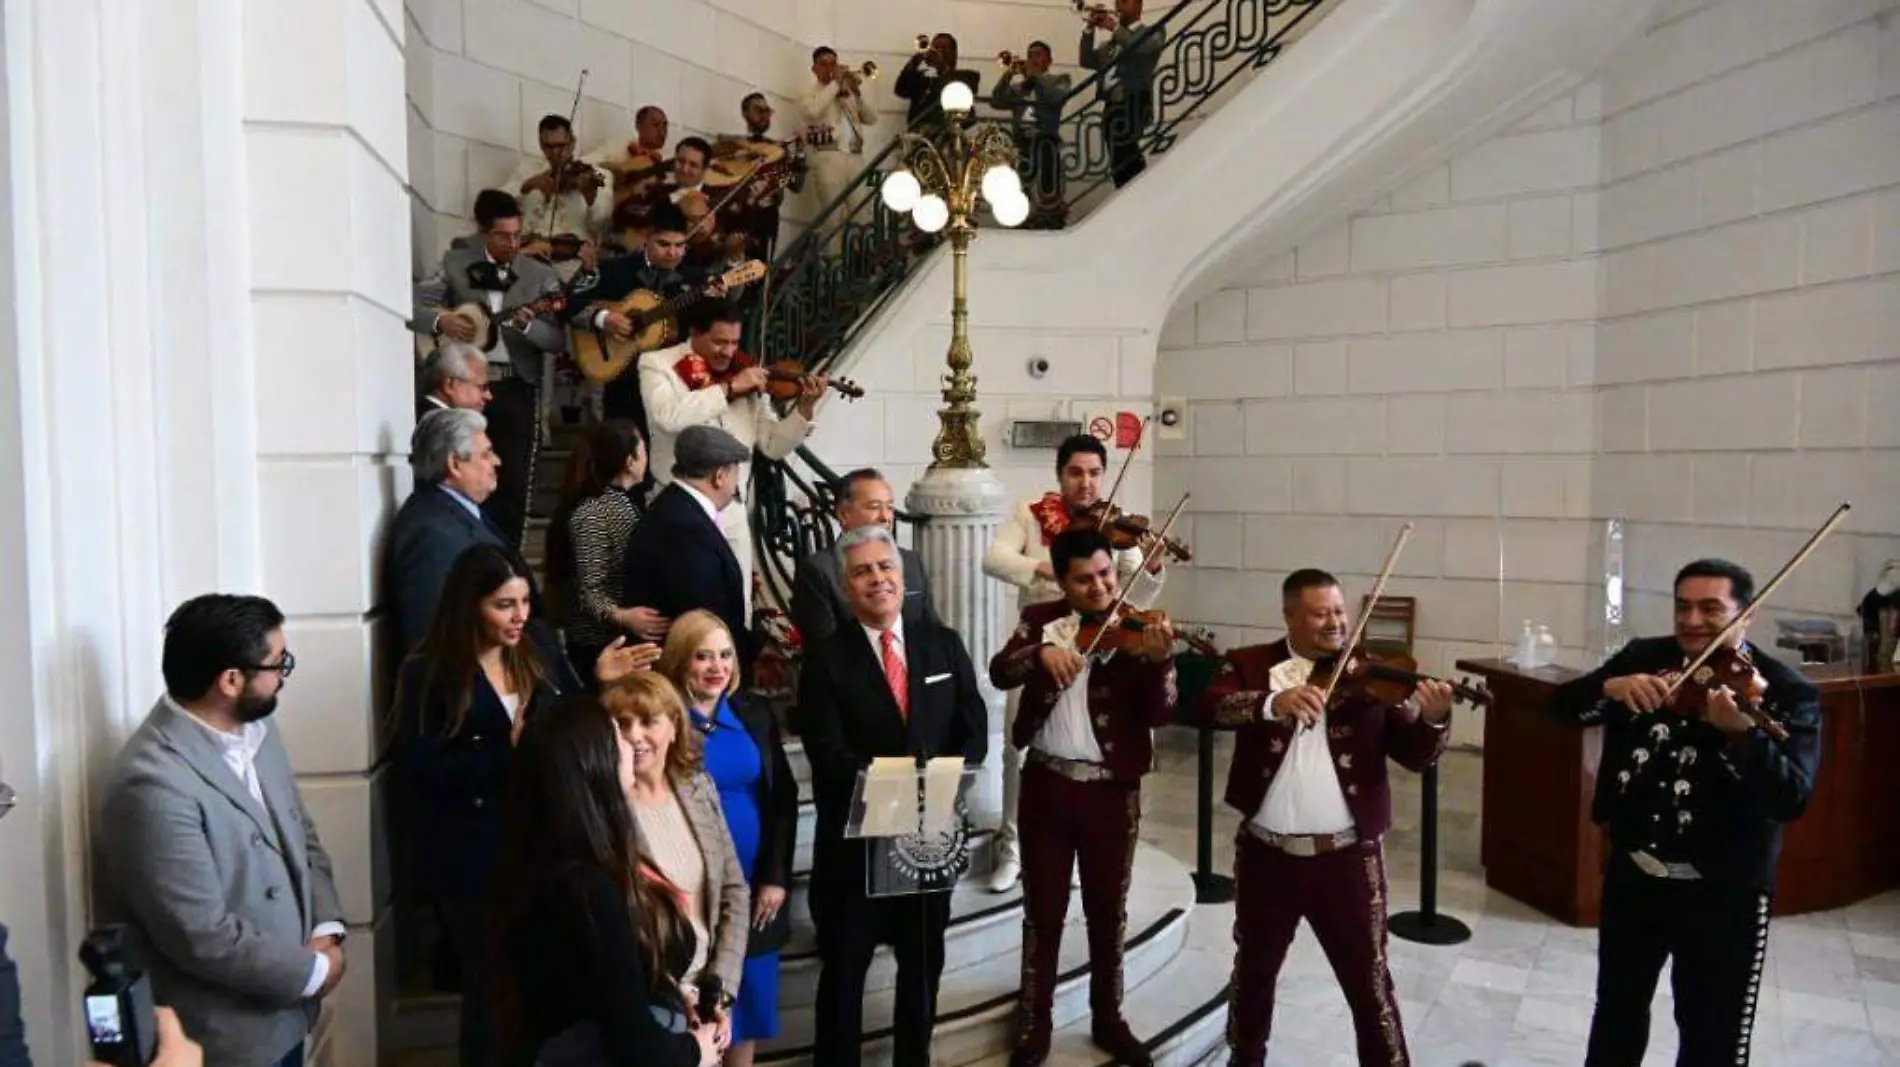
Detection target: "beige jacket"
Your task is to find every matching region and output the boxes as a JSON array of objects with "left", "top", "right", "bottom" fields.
[{"left": 631, "top": 771, "right": 751, "bottom": 1001}]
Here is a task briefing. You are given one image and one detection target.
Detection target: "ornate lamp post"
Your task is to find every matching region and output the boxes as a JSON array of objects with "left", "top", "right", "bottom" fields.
[
  {"left": 887, "top": 82, "right": 1030, "bottom": 828},
  {"left": 879, "top": 80, "right": 1030, "bottom": 469}
]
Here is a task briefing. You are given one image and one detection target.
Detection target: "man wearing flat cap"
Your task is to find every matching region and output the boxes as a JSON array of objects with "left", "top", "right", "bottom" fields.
[{"left": 621, "top": 424, "right": 759, "bottom": 674}]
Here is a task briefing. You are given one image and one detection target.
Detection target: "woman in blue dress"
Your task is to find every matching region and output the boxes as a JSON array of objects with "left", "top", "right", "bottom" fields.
[{"left": 657, "top": 609, "right": 797, "bottom": 1065}]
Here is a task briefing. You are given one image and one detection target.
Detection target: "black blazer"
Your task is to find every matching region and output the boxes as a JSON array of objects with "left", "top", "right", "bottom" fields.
[
  {"left": 1551, "top": 636, "right": 1821, "bottom": 887},
  {"left": 728, "top": 691, "right": 799, "bottom": 957},
  {"left": 793, "top": 619, "right": 987, "bottom": 907},
  {"left": 386, "top": 485, "right": 531, "bottom": 656},
  {"left": 390, "top": 625, "right": 579, "bottom": 902},
  {"left": 0, "top": 923, "right": 26, "bottom": 1067},
  {"left": 620, "top": 484, "right": 753, "bottom": 666}
]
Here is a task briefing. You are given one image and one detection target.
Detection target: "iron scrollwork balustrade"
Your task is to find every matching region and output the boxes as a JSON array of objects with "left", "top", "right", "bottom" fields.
[{"left": 744, "top": 0, "right": 1335, "bottom": 610}]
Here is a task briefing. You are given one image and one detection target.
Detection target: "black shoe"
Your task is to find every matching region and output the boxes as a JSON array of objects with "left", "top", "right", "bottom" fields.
[
  {"left": 1090, "top": 1017, "right": 1154, "bottom": 1067},
  {"left": 1008, "top": 1033, "right": 1050, "bottom": 1067}
]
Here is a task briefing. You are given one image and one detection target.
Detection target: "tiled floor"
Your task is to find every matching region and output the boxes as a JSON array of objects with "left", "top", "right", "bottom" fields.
[{"left": 1140, "top": 730, "right": 1900, "bottom": 1066}]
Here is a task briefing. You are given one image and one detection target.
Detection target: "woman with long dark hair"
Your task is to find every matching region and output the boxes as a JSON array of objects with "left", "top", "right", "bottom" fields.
[
  {"left": 546, "top": 419, "right": 669, "bottom": 678},
  {"left": 491, "top": 695, "right": 720, "bottom": 1067}
]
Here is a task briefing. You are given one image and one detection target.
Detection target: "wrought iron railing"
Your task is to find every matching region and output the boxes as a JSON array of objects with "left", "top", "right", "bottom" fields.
[{"left": 748, "top": 0, "right": 1337, "bottom": 612}]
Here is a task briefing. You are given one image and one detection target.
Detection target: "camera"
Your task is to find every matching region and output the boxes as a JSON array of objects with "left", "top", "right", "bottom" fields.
[
  {"left": 1026, "top": 356, "right": 1050, "bottom": 379},
  {"left": 80, "top": 926, "right": 157, "bottom": 1066}
]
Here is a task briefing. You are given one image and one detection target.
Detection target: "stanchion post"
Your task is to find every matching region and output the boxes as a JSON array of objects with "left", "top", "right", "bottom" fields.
[
  {"left": 1192, "top": 725, "right": 1235, "bottom": 904},
  {"left": 1387, "top": 761, "right": 1471, "bottom": 945}
]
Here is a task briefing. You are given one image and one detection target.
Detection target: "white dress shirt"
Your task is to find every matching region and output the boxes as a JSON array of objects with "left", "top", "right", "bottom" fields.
[
  {"left": 676, "top": 479, "right": 726, "bottom": 530},
  {"left": 1030, "top": 613, "right": 1106, "bottom": 762},
  {"left": 169, "top": 699, "right": 347, "bottom": 997},
  {"left": 505, "top": 154, "right": 612, "bottom": 243},
  {"left": 1250, "top": 656, "right": 1355, "bottom": 836},
  {"left": 861, "top": 616, "right": 905, "bottom": 668}
]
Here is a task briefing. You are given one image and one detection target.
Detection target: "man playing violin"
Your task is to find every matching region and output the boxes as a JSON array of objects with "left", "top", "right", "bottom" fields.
[
  {"left": 1550, "top": 558, "right": 1820, "bottom": 1067},
  {"left": 638, "top": 299, "right": 824, "bottom": 620},
  {"left": 564, "top": 201, "right": 726, "bottom": 428},
  {"left": 988, "top": 527, "right": 1177, "bottom": 1067},
  {"left": 981, "top": 433, "right": 1164, "bottom": 891},
  {"left": 1198, "top": 568, "right": 1452, "bottom": 1067},
  {"left": 508, "top": 113, "right": 610, "bottom": 283}
]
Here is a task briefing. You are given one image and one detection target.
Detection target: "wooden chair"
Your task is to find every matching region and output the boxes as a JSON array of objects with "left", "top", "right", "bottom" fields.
[{"left": 1360, "top": 595, "right": 1416, "bottom": 657}]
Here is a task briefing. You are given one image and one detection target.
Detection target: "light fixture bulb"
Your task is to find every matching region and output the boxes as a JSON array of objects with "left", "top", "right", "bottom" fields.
[
  {"left": 881, "top": 169, "right": 922, "bottom": 212},
  {"left": 992, "top": 190, "right": 1030, "bottom": 228},
  {"left": 939, "top": 81, "right": 975, "bottom": 114},
  {"left": 913, "top": 194, "right": 950, "bottom": 233},
  {"left": 980, "top": 165, "right": 1023, "bottom": 205}
]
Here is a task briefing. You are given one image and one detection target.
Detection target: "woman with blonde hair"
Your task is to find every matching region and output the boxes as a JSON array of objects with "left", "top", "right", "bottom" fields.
[
  {"left": 656, "top": 611, "right": 797, "bottom": 1066},
  {"left": 602, "top": 672, "right": 751, "bottom": 1055}
]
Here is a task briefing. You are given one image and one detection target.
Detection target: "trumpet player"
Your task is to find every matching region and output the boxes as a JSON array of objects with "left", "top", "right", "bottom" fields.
[
  {"left": 1079, "top": 0, "right": 1164, "bottom": 187},
  {"left": 896, "top": 32, "right": 981, "bottom": 139},
  {"left": 801, "top": 46, "right": 881, "bottom": 211},
  {"left": 992, "top": 42, "right": 1071, "bottom": 229}
]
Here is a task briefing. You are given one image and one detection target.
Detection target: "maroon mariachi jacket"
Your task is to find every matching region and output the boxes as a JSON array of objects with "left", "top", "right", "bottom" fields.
[
  {"left": 988, "top": 600, "right": 1179, "bottom": 782},
  {"left": 1197, "top": 639, "right": 1448, "bottom": 842}
]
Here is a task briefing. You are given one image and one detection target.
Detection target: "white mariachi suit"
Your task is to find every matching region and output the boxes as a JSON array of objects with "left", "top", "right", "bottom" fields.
[
  {"left": 981, "top": 495, "right": 1164, "bottom": 868},
  {"left": 638, "top": 344, "right": 815, "bottom": 617}
]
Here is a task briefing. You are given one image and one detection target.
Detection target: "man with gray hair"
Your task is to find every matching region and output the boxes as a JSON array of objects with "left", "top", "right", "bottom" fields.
[
  {"left": 790, "top": 468, "right": 941, "bottom": 644},
  {"left": 384, "top": 409, "right": 512, "bottom": 653},
  {"left": 416, "top": 342, "right": 491, "bottom": 421}
]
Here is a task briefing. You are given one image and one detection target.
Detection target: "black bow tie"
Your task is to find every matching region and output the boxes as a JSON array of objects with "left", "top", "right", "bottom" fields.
[{"left": 467, "top": 261, "right": 510, "bottom": 292}]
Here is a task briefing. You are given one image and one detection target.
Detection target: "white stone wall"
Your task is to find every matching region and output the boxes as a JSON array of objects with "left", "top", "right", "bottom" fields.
[
  {"left": 1155, "top": 86, "right": 1606, "bottom": 745},
  {"left": 1593, "top": 0, "right": 1900, "bottom": 636}
]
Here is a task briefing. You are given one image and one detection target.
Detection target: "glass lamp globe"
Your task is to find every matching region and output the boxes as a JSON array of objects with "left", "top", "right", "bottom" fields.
[
  {"left": 980, "top": 164, "right": 1023, "bottom": 206},
  {"left": 912, "top": 194, "right": 951, "bottom": 233},
  {"left": 992, "top": 189, "right": 1031, "bottom": 228},
  {"left": 939, "top": 80, "right": 975, "bottom": 114},
  {"left": 881, "top": 170, "right": 922, "bottom": 213}
]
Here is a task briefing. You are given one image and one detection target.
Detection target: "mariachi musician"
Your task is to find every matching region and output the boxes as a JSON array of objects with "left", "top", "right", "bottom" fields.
[
  {"left": 508, "top": 113, "right": 611, "bottom": 283},
  {"left": 1198, "top": 568, "right": 1452, "bottom": 1067},
  {"left": 711, "top": 92, "right": 808, "bottom": 264},
  {"left": 584, "top": 105, "right": 671, "bottom": 252}
]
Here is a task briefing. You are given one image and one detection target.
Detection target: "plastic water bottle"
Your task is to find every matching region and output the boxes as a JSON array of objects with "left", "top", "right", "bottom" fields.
[
  {"left": 1512, "top": 620, "right": 1536, "bottom": 668},
  {"left": 1534, "top": 625, "right": 1556, "bottom": 668}
]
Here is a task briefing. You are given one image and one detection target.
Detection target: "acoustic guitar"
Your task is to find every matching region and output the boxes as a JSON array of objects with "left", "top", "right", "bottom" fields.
[{"left": 569, "top": 260, "right": 767, "bottom": 384}]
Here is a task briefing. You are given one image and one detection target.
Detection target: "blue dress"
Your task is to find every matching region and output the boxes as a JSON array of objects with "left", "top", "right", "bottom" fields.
[{"left": 693, "top": 697, "right": 780, "bottom": 1042}]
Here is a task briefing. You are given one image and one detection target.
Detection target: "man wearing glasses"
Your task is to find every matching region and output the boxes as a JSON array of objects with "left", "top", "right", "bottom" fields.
[
  {"left": 411, "top": 189, "right": 567, "bottom": 554},
  {"left": 99, "top": 595, "right": 347, "bottom": 1067}
]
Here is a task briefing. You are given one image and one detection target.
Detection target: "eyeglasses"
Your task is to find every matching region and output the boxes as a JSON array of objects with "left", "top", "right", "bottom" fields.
[{"left": 244, "top": 650, "right": 297, "bottom": 679}]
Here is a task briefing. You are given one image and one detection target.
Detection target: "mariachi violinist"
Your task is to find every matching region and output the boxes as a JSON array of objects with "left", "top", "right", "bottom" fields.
[{"left": 1551, "top": 558, "right": 1820, "bottom": 1067}]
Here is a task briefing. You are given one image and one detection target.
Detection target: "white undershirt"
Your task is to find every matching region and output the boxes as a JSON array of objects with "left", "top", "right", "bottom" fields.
[
  {"left": 1030, "top": 613, "right": 1105, "bottom": 762},
  {"left": 1251, "top": 655, "right": 1355, "bottom": 835}
]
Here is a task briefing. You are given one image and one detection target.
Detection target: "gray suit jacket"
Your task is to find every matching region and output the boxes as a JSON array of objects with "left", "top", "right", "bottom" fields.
[
  {"left": 992, "top": 70, "right": 1072, "bottom": 138},
  {"left": 1080, "top": 22, "right": 1165, "bottom": 106},
  {"left": 100, "top": 699, "right": 344, "bottom": 1067},
  {"left": 789, "top": 543, "right": 941, "bottom": 646},
  {"left": 629, "top": 773, "right": 750, "bottom": 1003},
  {"left": 410, "top": 240, "right": 566, "bottom": 381}
]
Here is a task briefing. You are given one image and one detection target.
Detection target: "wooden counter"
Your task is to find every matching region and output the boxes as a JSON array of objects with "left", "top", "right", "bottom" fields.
[{"left": 1455, "top": 656, "right": 1900, "bottom": 926}]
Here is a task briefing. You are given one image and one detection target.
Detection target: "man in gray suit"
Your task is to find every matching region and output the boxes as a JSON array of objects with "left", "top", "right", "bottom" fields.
[
  {"left": 411, "top": 189, "right": 566, "bottom": 551},
  {"left": 1080, "top": 0, "right": 1166, "bottom": 187},
  {"left": 100, "top": 595, "right": 345, "bottom": 1067},
  {"left": 993, "top": 41, "right": 1073, "bottom": 228},
  {"left": 790, "top": 468, "right": 941, "bottom": 644}
]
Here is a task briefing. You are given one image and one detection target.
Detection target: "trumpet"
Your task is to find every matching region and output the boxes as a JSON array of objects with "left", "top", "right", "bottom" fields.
[
  {"left": 839, "top": 60, "right": 877, "bottom": 91},
  {"left": 998, "top": 50, "right": 1029, "bottom": 76},
  {"left": 915, "top": 33, "right": 933, "bottom": 54},
  {"left": 1073, "top": 1, "right": 1116, "bottom": 29}
]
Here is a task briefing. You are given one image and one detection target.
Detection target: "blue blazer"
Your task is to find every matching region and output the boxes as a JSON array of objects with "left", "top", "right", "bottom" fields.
[
  {"left": 620, "top": 484, "right": 753, "bottom": 667},
  {"left": 391, "top": 625, "right": 578, "bottom": 902},
  {"left": 386, "top": 486, "right": 512, "bottom": 657}
]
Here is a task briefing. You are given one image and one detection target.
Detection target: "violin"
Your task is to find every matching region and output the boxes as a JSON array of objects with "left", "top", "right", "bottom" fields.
[
  {"left": 735, "top": 355, "right": 866, "bottom": 402},
  {"left": 1074, "top": 607, "right": 1220, "bottom": 660},
  {"left": 1659, "top": 642, "right": 1787, "bottom": 741},
  {"left": 1309, "top": 649, "right": 1492, "bottom": 710},
  {"left": 1073, "top": 501, "right": 1193, "bottom": 563}
]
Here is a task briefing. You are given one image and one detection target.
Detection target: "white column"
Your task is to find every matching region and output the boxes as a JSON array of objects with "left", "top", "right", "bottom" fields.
[{"left": 904, "top": 467, "right": 1010, "bottom": 823}]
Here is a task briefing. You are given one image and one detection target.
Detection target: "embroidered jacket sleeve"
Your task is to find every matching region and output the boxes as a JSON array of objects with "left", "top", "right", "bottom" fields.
[
  {"left": 410, "top": 257, "right": 453, "bottom": 335},
  {"left": 1549, "top": 642, "right": 1649, "bottom": 728},
  {"left": 981, "top": 504, "right": 1043, "bottom": 590},
  {"left": 1382, "top": 700, "right": 1450, "bottom": 774},
  {"left": 752, "top": 398, "right": 813, "bottom": 461},
  {"left": 988, "top": 612, "right": 1048, "bottom": 691},
  {"left": 1128, "top": 654, "right": 1178, "bottom": 729},
  {"left": 1720, "top": 670, "right": 1821, "bottom": 823},
  {"left": 1199, "top": 655, "right": 1269, "bottom": 729},
  {"left": 1114, "top": 545, "right": 1165, "bottom": 610},
  {"left": 640, "top": 358, "right": 732, "bottom": 436}
]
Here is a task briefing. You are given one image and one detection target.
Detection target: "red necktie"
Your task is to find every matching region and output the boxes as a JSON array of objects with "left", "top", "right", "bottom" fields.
[{"left": 881, "top": 630, "right": 909, "bottom": 720}]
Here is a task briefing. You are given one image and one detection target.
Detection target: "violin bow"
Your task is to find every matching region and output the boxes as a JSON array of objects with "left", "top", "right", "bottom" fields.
[
  {"left": 1314, "top": 522, "right": 1416, "bottom": 711},
  {"left": 1074, "top": 492, "right": 1189, "bottom": 663},
  {"left": 1097, "top": 414, "right": 1151, "bottom": 516},
  {"left": 540, "top": 69, "right": 590, "bottom": 242},
  {"left": 1660, "top": 501, "right": 1852, "bottom": 701}
]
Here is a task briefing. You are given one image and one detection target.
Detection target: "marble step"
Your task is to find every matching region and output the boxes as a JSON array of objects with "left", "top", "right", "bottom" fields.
[
  {"left": 754, "top": 842, "right": 1196, "bottom": 1067},
  {"left": 777, "top": 878, "right": 1027, "bottom": 1010}
]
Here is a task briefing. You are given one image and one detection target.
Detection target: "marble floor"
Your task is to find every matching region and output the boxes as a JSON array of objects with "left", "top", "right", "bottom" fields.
[{"left": 1140, "top": 729, "right": 1900, "bottom": 1067}]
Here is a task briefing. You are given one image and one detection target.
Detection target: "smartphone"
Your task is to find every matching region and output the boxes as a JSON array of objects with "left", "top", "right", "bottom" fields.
[{"left": 79, "top": 926, "right": 158, "bottom": 1067}]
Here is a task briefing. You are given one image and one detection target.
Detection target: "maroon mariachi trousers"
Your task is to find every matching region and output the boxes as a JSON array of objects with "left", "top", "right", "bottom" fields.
[
  {"left": 1227, "top": 831, "right": 1410, "bottom": 1067},
  {"left": 1014, "top": 760, "right": 1142, "bottom": 1044}
]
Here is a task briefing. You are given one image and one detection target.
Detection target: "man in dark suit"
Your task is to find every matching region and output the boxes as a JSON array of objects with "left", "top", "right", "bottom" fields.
[
  {"left": 1080, "top": 0, "right": 1165, "bottom": 187},
  {"left": 790, "top": 468, "right": 941, "bottom": 644},
  {"left": 415, "top": 342, "right": 491, "bottom": 422},
  {"left": 620, "top": 424, "right": 753, "bottom": 671},
  {"left": 987, "top": 528, "right": 1181, "bottom": 1067},
  {"left": 796, "top": 525, "right": 987, "bottom": 1067},
  {"left": 1198, "top": 568, "right": 1454, "bottom": 1067},
  {"left": 411, "top": 190, "right": 565, "bottom": 551},
  {"left": 385, "top": 409, "right": 509, "bottom": 656},
  {"left": 1550, "top": 558, "right": 1821, "bottom": 1067}
]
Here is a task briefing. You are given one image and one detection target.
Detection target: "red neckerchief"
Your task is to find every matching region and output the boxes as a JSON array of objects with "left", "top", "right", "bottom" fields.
[
  {"left": 673, "top": 351, "right": 758, "bottom": 392},
  {"left": 1029, "top": 492, "right": 1073, "bottom": 546}
]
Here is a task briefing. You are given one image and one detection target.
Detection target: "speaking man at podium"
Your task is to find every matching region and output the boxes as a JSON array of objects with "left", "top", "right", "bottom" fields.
[{"left": 794, "top": 525, "right": 988, "bottom": 1067}]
